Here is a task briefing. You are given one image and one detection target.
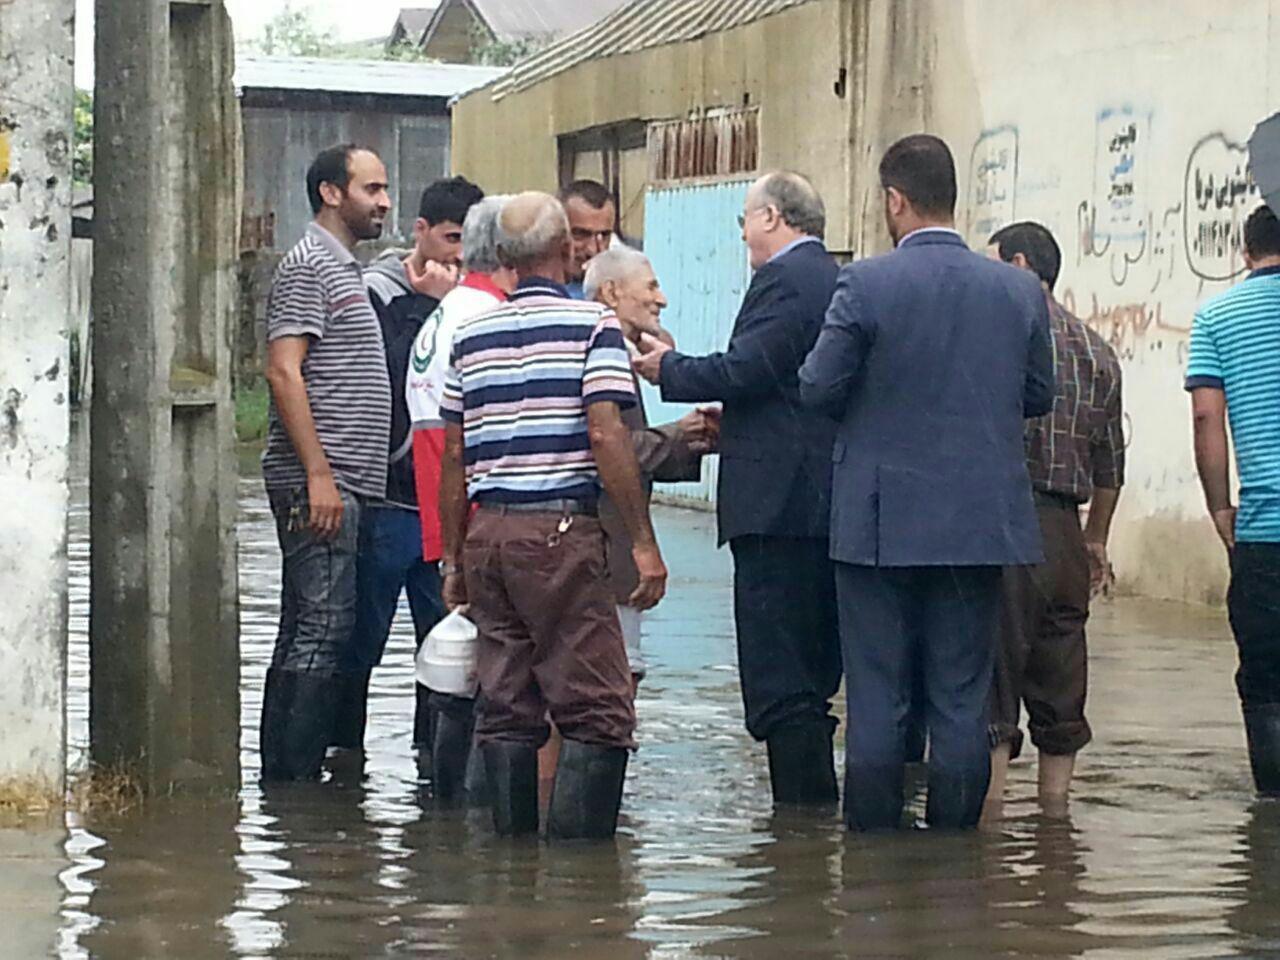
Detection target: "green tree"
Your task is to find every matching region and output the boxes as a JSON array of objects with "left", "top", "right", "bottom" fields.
[
  {"left": 468, "top": 25, "right": 550, "bottom": 66},
  {"left": 250, "top": 2, "right": 340, "bottom": 57},
  {"left": 73, "top": 89, "right": 93, "bottom": 186}
]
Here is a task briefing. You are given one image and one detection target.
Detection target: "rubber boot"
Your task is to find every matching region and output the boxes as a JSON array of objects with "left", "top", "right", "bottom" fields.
[
  {"left": 330, "top": 668, "right": 372, "bottom": 752},
  {"left": 765, "top": 721, "right": 838, "bottom": 804},
  {"left": 545, "top": 739, "right": 629, "bottom": 841},
  {"left": 482, "top": 741, "right": 539, "bottom": 837},
  {"left": 463, "top": 736, "right": 490, "bottom": 807},
  {"left": 431, "top": 701, "right": 475, "bottom": 806},
  {"left": 261, "top": 670, "right": 341, "bottom": 783},
  {"left": 1244, "top": 704, "right": 1280, "bottom": 795},
  {"left": 413, "top": 683, "right": 435, "bottom": 778},
  {"left": 259, "top": 667, "right": 293, "bottom": 782}
]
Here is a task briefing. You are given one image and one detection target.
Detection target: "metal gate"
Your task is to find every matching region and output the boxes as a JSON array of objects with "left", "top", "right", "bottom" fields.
[{"left": 642, "top": 179, "right": 752, "bottom": 507}]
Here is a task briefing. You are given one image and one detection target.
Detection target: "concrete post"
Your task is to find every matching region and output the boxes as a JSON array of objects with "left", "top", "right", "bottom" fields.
[
  {"left": 0, "top": 0, "right": 74, "bottom": 804},
  {"left": 91, "top": 0, "right": 242, "bottom": 793}
]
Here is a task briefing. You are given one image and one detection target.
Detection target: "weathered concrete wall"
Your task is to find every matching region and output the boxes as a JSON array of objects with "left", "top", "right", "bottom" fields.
[
  {"left": 845, "top": 0, "right": 1275, "bottom": 603},
  {"left": 451, "top": 0, "right": 858, "bottom": 252},
  {"left": 92, "top": 0, "right": 241, "bottom": 792},
  {"left": 0, "top": 0, "right": 73, "bottom": 798}
]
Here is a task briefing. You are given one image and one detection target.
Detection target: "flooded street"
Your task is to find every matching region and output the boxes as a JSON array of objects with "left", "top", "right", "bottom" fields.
[{"left": 6, "top": 466, "right": 1279, "bottom": 958}]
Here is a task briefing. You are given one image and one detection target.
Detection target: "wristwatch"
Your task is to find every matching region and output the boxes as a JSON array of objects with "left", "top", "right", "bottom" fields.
[{"left": 438, "top": 560, "right": 463, "bottom": 577}]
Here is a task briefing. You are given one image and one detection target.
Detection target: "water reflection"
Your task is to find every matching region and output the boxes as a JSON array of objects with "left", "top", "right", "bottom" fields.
[{"left": 30, "top": 463, "right": 1279, "bottom": 957}]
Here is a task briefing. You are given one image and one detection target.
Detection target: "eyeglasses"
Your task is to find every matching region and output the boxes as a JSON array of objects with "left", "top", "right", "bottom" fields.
[
  {"left": 571, "top": 228, "right": 613, "bottom": 245},
  {"left": 737, "top": 205, "right": 774, "bottom": 229}
]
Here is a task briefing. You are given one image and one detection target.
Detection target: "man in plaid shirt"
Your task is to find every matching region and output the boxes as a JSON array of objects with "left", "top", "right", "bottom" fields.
[{"left": 984, "top": 221, "right": 1125, "bottom": 817}]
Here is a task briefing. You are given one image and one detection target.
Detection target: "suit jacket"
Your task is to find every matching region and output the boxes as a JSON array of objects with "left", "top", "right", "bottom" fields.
[
  {"left": 600, "top": 374, "right": 702, "bottom": 603},
  {"left": 798, "top": 230, "right": 1054, "bottom": 567},
  {"left": 657, "top": 239, "right": 840, "bottom": 544}
]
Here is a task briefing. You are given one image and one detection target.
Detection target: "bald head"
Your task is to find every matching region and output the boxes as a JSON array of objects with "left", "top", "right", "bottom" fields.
[
  {"left": 497, "top": 191, "right": 571, "bottom": 276},
  {"left": 749, "top": 171, "right": 825, "bottom": 237}
]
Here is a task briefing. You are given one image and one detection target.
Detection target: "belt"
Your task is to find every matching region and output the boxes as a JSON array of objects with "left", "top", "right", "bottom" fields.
[
  {"left": 1033, "top": 489, "right": 1081, "bottom": 509},
  {"left": 477, "top": 498, "right": 598, "bottom": 517}
]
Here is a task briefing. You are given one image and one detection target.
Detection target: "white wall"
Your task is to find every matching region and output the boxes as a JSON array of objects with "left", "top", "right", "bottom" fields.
[
  {"left": 907, "top": 0, "right": 1277, "bottom": 603},
  {"left": 0, "top": 1, "right": 73, "bottom": 794}
]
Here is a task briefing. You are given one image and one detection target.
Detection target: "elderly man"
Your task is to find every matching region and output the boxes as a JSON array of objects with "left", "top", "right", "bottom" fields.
[
  {"left": 560, "top": 179, "right": 616, "bottom": 299},
  {"left": 439, "top": 192, "right": 668, "bottom": 840},
  {"left": 403, "top": 195, "right": 517, "bottom": 801},
  {"left": 633, "top": 171, "right": 842, "bottom": 805}
]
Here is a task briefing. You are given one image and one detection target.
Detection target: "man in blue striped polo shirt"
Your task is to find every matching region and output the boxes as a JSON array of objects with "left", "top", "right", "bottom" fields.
[
  {"left": 438, "top": 191, "right": 668, "bottom": 839},
  {"left": 1188, "top": 203, "right": 1280, "bottom": 795}
]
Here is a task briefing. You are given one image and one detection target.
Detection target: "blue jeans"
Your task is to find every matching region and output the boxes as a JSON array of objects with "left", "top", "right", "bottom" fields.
[
  {"left": 350, "top": 505, "right": 446, "bottom": 669},
  {"left": 267, "top": 486, "right": 362, "bottom": 675}
]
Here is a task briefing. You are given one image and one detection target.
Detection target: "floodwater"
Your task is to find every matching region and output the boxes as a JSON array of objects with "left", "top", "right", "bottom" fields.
[{"left": 5, "top": 468, "right": 1280, "bottom": 959}]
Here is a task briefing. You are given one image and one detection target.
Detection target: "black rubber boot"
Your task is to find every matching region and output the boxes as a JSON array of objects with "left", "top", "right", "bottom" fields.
[
  {"left": 765, "top": 721, "right": 839, "bottom": 804},
  {"left": 482, "top": 741, "right": 539, "bottom": 837},
  {"left": 414, "top": 683, "right": 435, "bottom": 777},
  {"left": 261, "top": 670, "right": 341, "bottom": 783},
  {"left": 330, "top": 668, "right": 372, "bottom": 752},
  {"left": 259, "top": 667, "right": 293, "bottom": 782},
  {"left": 463, "top": 736, "right": 490, "bottom": 807},
  {"left": 545, "top": 739, "right": 630, "bottom": 841},
  {"left": 1244, "top": 704, "right": 1280, "bottom": 795},
  {"left": 431, "top": 701, "right": 476, "bottom": 806}
]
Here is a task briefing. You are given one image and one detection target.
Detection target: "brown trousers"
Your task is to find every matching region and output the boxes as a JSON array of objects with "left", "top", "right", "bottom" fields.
[
  {"left": 464, "top": 507, "right": 636, "bottom": 750},
  {"left": 990, "top": 496, "right": 1093, "bottom": 758}
]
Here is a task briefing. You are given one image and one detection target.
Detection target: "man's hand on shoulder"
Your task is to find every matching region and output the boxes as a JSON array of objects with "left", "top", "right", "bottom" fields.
[
  {"left": 633, "top": 332, "right": 671, "bottom": 385},
  {"left": 406, "top": 258, "right": 459, "bottom": 300}
]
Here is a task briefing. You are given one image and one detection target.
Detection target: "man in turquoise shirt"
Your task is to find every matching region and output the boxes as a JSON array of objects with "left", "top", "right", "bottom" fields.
[{"left": 1187, "top": 204, "right": 1280, "bottom": 795}]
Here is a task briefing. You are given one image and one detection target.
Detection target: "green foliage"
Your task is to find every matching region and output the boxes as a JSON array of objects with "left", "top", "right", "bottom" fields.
[
  {"left": 468, "top": 24, "right": 549, "bottom": 66},
  {"left": 235, "top": 382, "right": 271, "bottom": 445},
  {"left": 73, "top": 89, "right": 93, "bottom": 186},
  {"left": 249, "top": 2, "right": 340, "bottom": 57},
  {"left": 382, "top": 41, "right": 440, "bottom": 63}
]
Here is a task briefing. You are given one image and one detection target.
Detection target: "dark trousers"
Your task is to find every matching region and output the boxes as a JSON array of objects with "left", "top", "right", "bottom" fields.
[
  {"left": 990, "top": 499, "right": 1093, "bottom": 758},
  {"left": 268, "top": 486, "right": 362, "bottom": 674},
  {"left": 729, "top": 536, "right": 842, "bottom": 741},
  {"left": 1229, "top": 543, "right": 1280, "bottom": 708},
  {"left": 465, "top": 508, "right": 635, "bottom": 750},
  {"left": 836, "top": 563, "right": 1000, "bottom": 830}
]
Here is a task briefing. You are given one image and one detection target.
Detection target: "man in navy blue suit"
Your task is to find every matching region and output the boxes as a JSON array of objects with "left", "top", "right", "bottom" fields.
[
  {"left": 633, "top": 171, "right": 842, "bottom": 804},
  {"left": 798, "top": 135, "right": 1054, "bottom": 830}
]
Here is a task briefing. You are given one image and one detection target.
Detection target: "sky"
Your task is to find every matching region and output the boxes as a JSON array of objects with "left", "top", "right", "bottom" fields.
[{"left": 74, "top": 0, "right": 410, "bottom": 87}]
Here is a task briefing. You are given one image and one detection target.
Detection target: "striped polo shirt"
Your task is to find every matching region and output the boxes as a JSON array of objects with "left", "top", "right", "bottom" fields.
[
  {"left": 1186, "top": 265, "right": 1280, "bottom": 542},
  {"left": 439, "top": 277, "right": 636, "bottom": 504},
  {"left": 261, "top": 222, "right": 391, "bottom": 500}
]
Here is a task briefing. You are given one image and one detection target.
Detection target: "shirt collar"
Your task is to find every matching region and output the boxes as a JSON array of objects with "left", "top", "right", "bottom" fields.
[
  {"left": 897, "top": 226, "right": 965, "bottom": 247},
  {"left": 461, "top": 271, "right": 508, "bottom": 300},
  {"left": 1249, "top": 264, "right": 1280, "bottom": 280},
  {"left": 511, "top": 276, "right": 570, "bottom": 300},
  {"left": 767, "top": 235, "right": 823, "bottom": 263},
  {"left": 306, "top": 221, "right": 358, "bottom": 266}
]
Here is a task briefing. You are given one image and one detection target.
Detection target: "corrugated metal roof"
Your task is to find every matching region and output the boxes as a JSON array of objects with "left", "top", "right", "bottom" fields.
[
  {"left": 476, "top": 0, "right": 816, "bottom": 100},
  {"left": 234, "top": 55, "right": 508, "bottom": 99},
  {"left": 469, "top": 0, "right": 634, "bottom": 41}
]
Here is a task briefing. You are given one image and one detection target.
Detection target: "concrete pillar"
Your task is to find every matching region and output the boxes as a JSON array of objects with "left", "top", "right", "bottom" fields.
[
  {"left": 0, "top": 0, "right": 74, "bottom": 802},
  {"left": 91, "top": 0, "right": 242, "bottom": 793}
]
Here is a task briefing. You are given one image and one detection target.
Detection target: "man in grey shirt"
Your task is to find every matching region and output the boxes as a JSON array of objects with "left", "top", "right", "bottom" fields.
[{"left": 259, "top": 143, "right": 392, "bottom": 782}]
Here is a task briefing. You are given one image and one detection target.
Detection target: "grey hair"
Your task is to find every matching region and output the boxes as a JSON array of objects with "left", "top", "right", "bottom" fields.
[
  {"left": 496, "top": 192, "right": 570, "bottom": 268},
  {"left": 461, "top": 194, "right": 510, "bottom": 273},
  {"left": 582, "top": 246, "right": 652, "bottom": 301},
  {"left": 757, "top": 170, "right": 825, "bottom": 238}
]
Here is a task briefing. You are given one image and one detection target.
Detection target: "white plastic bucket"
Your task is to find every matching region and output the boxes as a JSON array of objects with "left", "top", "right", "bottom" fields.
[{"left": 416, "top": 608, "right": 479, "bottom": 697}]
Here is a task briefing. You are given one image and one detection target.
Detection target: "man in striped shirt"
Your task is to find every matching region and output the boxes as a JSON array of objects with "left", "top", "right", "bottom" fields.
[
  {"left": 438, "top": 191, "right": 668, "bottom": 839},
  {"left": 1188, "top": 204, "right": 1280, "bottom": 795},
  {"left": 259, "top": 144, "right": 392, "bottom": 782}
]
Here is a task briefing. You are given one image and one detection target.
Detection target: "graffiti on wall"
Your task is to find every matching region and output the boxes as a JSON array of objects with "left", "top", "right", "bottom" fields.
[
  {"left": 1183, "top": 132, "right": 1258, "bottom": 281},
  {"left": 966, "top": 125, "right": 1019, "bottom": 241}
]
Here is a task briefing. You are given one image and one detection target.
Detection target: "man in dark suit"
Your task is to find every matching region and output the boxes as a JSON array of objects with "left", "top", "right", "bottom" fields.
[
  {"left": 633, "top": 170, "right": 842, "bottom": 804},
  {"left": 798, "top": 135, "right": 1054, "bottom": 831}
]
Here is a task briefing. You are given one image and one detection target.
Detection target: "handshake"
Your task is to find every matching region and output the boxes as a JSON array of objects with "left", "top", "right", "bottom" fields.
[{"left": 678, "top": 405, "right": 721, "bottom": 455}]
